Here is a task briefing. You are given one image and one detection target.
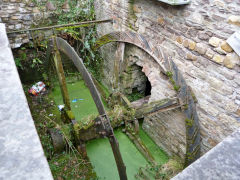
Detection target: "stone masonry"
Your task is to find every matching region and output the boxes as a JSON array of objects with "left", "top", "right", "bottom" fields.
[
  {"left": 94, "top": 0, "right": 240, "bottom": 155},
  {"left": 0, "top": 0, "right": 46, "bottom": 48},
  {"left": 0, "top": 0, "right": 69, "bottom": 48},
  {"left": 122, "top": 44, "right": 177, "bottom": 101},
  {"left": 94, "top": 31, "right": 194, "bottom": 160},
  {"left": 143, "top": 107, "right": 187, "bottom": 159}
]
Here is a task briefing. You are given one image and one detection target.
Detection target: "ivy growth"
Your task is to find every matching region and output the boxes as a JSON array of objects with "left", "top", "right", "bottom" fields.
[{"left": 30, "top": 0, "right": 104, "bottom": 80}]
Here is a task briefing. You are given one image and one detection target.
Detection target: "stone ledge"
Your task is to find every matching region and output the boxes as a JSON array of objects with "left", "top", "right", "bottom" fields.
[
  {"left": 0, "top": 23, "right": 53, "bottom": 180},
  {"left": 172, "top": 128, "right": 240, "bottom": 180}
]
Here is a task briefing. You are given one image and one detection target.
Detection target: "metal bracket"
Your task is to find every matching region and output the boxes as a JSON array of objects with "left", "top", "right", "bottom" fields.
[{"left": 95, "top": 114, "right": 113, "bottom": 137}]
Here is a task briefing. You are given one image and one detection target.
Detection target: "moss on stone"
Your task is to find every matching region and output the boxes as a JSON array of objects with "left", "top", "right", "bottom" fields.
[
  {"left": 127, "top": 0, "right": 138, "bottom": 31},
  {"left": 174, "top": 85, "right": 180, "bottom": 92},
  {"left": 166, "top": 71, "right": 181, "bottom": 92},
  {"left": 191, "top": 91, "right": 198, "bottom": 103},
  {"left": 95, "top": 35, "right": 115, "bottom": 50},
  {"left": 185, "top": 118, "right": 193, "bottom": 127},
  {"left": 166, "top": 71, "right": 173, "bottom": 78},
  {"left": 66, "top": 110, "right": 75, "bottom": 120},
  {"left": 108, "top": 105, "right": 136, "bottom": 124}
]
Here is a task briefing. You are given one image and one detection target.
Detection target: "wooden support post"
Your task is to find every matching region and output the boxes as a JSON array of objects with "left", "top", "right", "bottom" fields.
[
  {"left": 52, "top": 37, "right": 71, "bottom": 112},
  {"left": 114, "top": 42, "right": 125, "bottom": 90}
]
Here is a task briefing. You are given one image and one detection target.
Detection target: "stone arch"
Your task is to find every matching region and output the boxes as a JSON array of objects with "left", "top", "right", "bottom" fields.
[
  {"left": 121, "top": 43, "right": 176, "bottom": 103},
  {"left": 95, "top": 31, "right": 201, "bottom": 166},
  {"left": 95, "top": 31, "right": 169, "bottom": 74}
]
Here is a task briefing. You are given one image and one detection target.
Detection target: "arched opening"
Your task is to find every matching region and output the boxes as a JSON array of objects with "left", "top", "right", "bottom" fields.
[{"left": 121, "top": 63, "right": 152, "bottom": 102}]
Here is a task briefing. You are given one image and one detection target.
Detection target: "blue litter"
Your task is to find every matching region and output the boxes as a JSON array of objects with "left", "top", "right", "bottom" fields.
[{"left": 72, "top": 98, "right": 84, "bottom": 103}]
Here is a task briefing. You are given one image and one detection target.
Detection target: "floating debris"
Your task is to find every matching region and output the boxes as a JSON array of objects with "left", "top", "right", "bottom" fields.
[
  {"left": 58, "top": 105, "right": 65, "bottom": 111},
  {"left": 72, "top": 98, "right": 84, "bottom": 103}
]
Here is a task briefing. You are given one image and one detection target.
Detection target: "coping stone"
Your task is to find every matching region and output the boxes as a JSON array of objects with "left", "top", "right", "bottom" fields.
[
  {"left": 0, "top": 23, "right": 53, "bottom": 180},
  {"left": 172, "top": 128, "right": 240, "bottom": 180}
]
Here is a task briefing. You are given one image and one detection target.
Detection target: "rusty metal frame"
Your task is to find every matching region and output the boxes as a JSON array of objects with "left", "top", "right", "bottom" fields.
[{"left": 52, "top": 37, "right": 128, "bottom": 180}]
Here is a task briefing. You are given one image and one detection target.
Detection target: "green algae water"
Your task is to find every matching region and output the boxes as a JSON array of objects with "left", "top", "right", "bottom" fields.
[
  {"left": 86, "top": 129, "right": 149, "bottom": 180},
  {"left": 86, "top": 128, "right": 169, "bottom": 180},
  {"left": 139, "top": 124, "right": 169, "bottom": 165},
  {"left": 51, "top": 79, "right": 99, "bottom": 122}
]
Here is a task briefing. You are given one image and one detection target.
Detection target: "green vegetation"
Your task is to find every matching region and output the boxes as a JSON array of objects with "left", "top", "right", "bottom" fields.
[
  {"left": 166, "top": 71, "right": 173, "bottom": 78},
  {"left": 17, "top": 1, "right": 186, "bottom": 179},
  {"left": 14, "top": 57, "right": 23, "bottom": 70},
  {"left": 24, "top": 84, "right": 96, "bottom": 179},
  {"left": 34, "top": 0, "right": 104, "bottom": 80},
  {"left": 135, "top": 157, "right": 183, "bottom": 180},
  {"left": 24, "top": 74, "right": 181, "bottom": 180},
  {"left": 49, "top": 152, "right": 96, "bottom": 180},
  {"left": 185, "top": 118, "right": 193, "bottom": 127},
  {"left": 14, "top": 0, "right": 104, "bottom": 84},
  {"left": 191, "top": 91, "right": 198, "bottom": 103},
  {"left": 174, "top": 85, "right": 180, "bottom": 92},
  {"left": 166, "top": 71, "right": 181, "bottom": 92},
  {"left": 13, "top": 42, "right": 50, "bottom": 84},
  {"left": 127, "top": 91, "right": 145, "bottom": 102}
]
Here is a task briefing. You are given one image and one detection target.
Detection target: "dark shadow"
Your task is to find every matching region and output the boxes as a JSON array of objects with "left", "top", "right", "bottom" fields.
[
  {"left": 145, "top": 78, "right": 151, "bottom": 96},
  {"left": 126, "top": 64, "right": 152, "bottom": 102}
]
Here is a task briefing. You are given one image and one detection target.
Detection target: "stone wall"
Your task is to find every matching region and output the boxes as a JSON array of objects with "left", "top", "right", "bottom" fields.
[
  {"left": 143, "top": 107, "right": 187, "bottom": 159},
  {"left": 95, "top": 0, "right": 240, "bottom": 155},
  {"left": 122, "top": 44, "right": 177, "bottom": 99},
  {"left": 120, "top": 44, "right": 188, "bottom": 159},
  {"left": 0, "top": 0, "right": 48, "bottom": 48},
  {"left": 0, "top": 0, "right": 71, "bottom": 48}
]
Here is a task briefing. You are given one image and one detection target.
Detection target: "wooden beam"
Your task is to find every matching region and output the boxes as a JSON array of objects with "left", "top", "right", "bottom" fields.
[
  {"left": 134, "top": 98, "right": 179, "bottom": 119},
  {"left": 52, "top": 37, "right": 71, "bottom": 111},
  {"left": 7, "top": 19, "right": 113, "bottom": 34},
  {"left": 114, "top": 42, "right": 125, "bottom": 90}
]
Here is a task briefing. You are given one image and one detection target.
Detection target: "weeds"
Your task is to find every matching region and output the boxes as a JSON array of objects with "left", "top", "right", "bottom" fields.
[
  {"left": 25, "top": 86, "right": 96, "bottom": 179},
  {"left": 135, "top": 157, "right": 184, "bottom": 180}
]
